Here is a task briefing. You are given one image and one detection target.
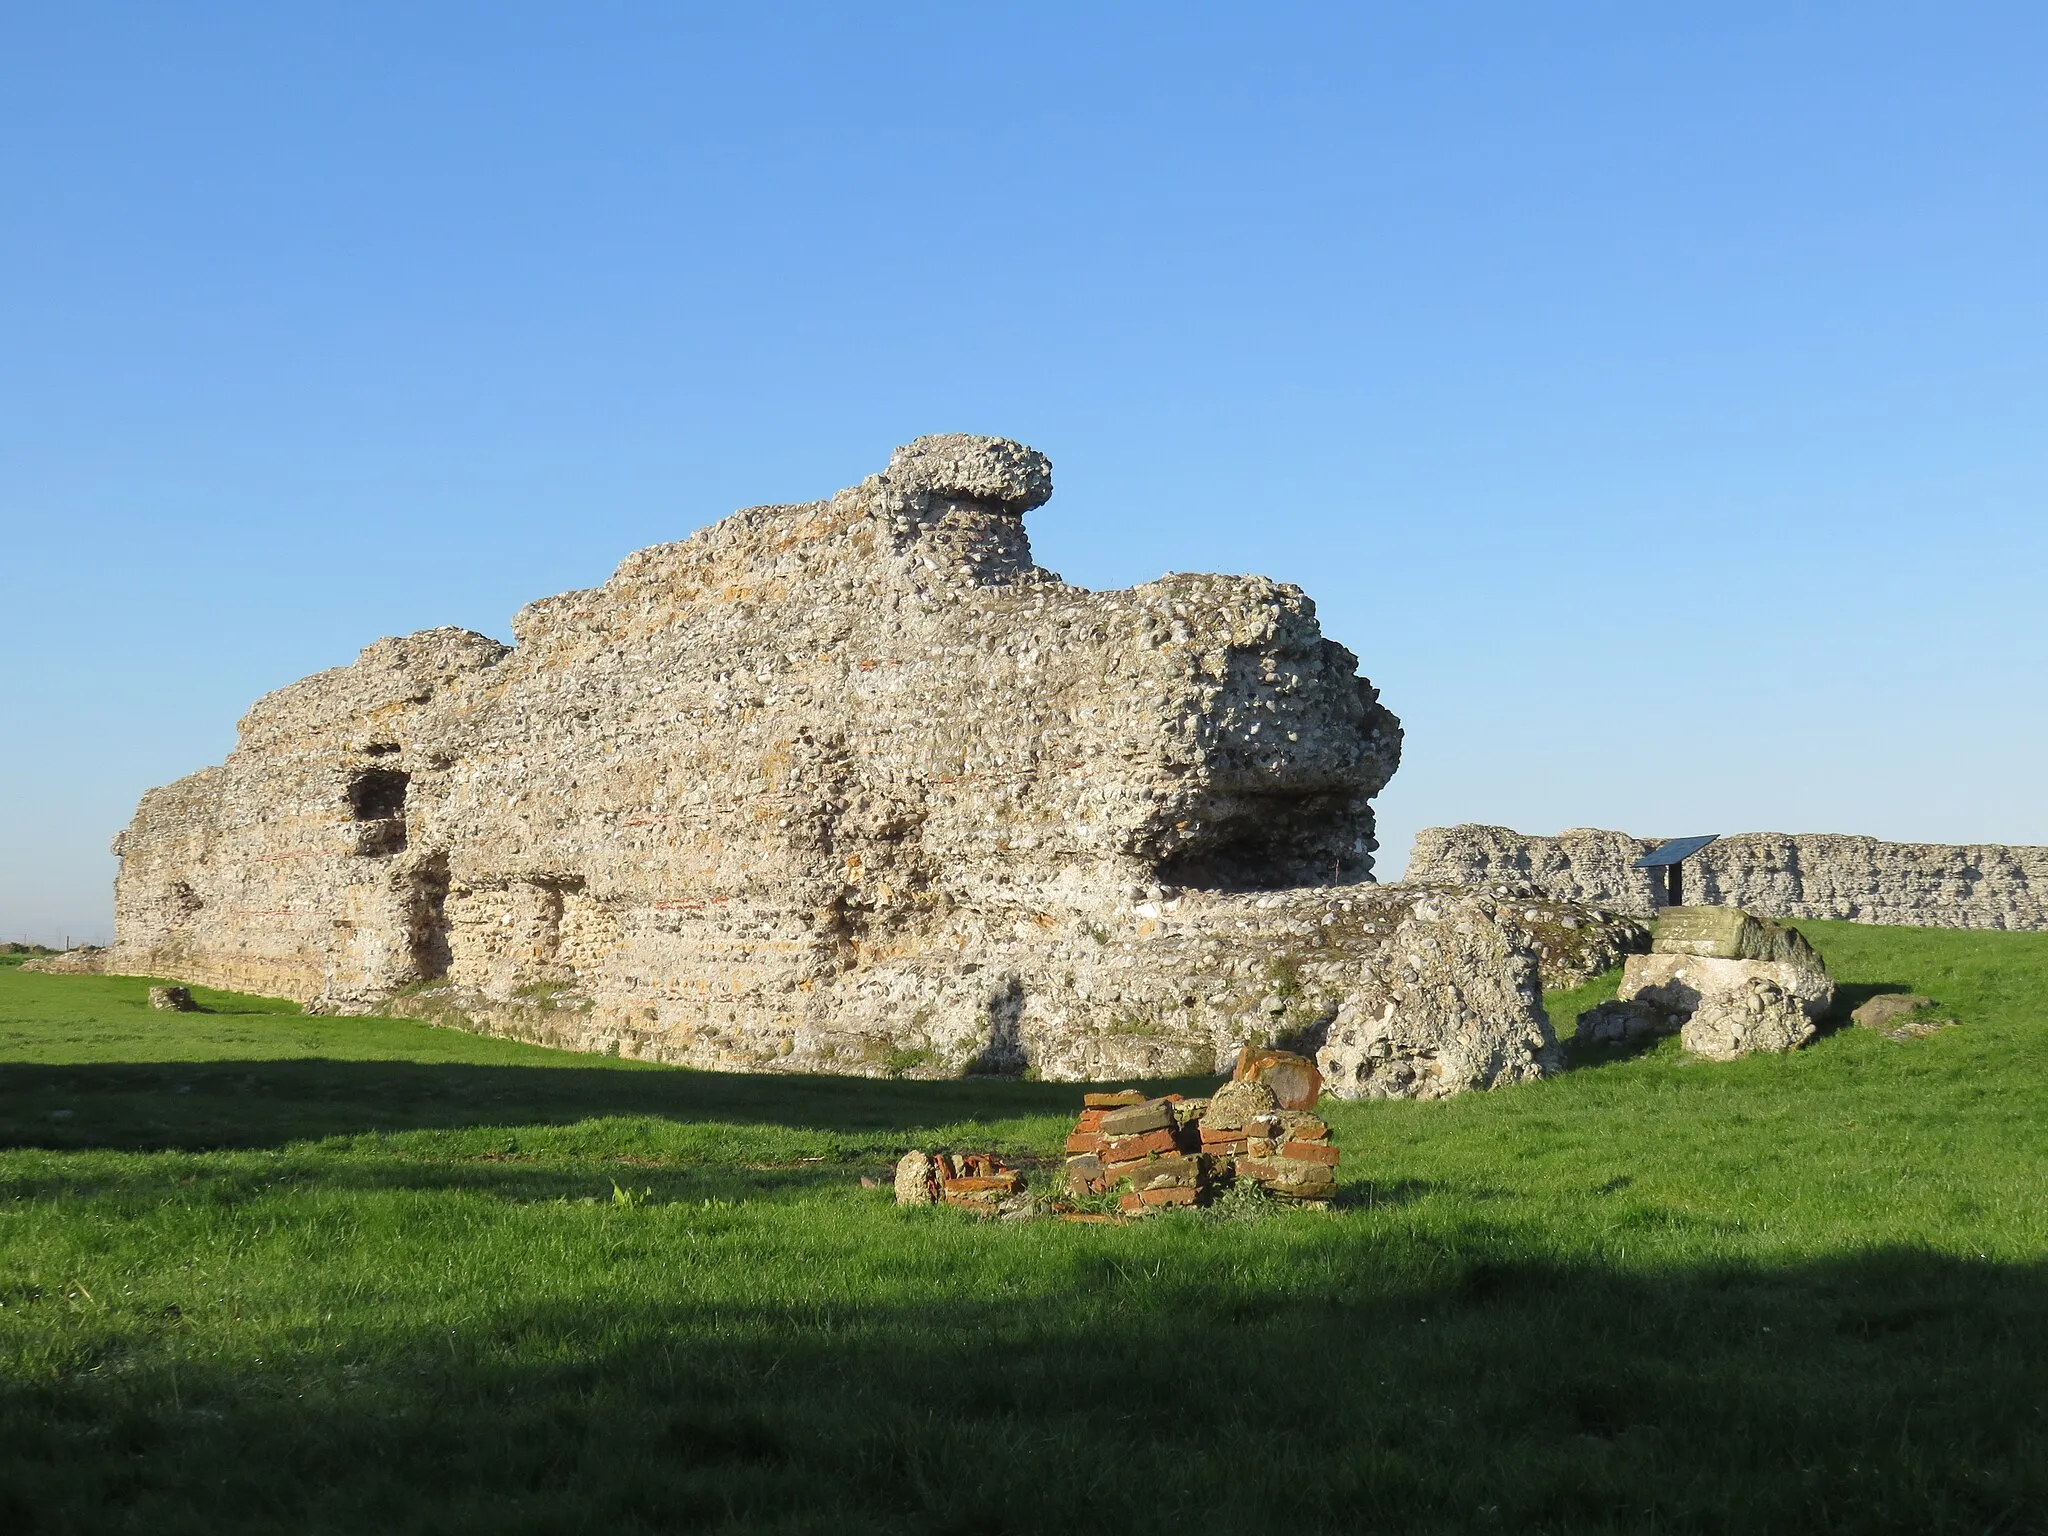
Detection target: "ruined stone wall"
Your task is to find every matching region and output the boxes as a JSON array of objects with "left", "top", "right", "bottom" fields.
[
  {"left": 1407, "top": 825, "right": 2048, "bottom": 930},
  {"left": 111, "top": 435, "right": 1614, "bottom": 1097}
]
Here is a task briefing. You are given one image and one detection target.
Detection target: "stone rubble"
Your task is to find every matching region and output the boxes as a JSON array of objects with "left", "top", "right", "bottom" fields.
[
  {"left": 1409, "top": 825, "right": 2048, "bottom": 931},
  {"left": 105, "top": 435, "right": 1621, "bottom": 1096},
  {"left": 1578, "top": 906, "right": 1835, "bottom": 1061},
  {"left": 20, "top": 947, "right": 111, "bottom": 975}
]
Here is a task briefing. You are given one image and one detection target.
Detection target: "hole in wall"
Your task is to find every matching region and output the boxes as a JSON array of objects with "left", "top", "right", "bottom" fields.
[{"left": 348, "top": 769, "right": 410, "bottom": 821}]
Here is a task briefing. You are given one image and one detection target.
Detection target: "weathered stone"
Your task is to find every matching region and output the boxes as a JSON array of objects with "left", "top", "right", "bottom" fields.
[
  {"left": 1063, "top": 1154, "right": 1105, "bottom": 1196},
  {"left": 1653, "top": 907, "right": 1819, "bottom": 965},
  {"left": 893, "top": 1150, "right": 939, "bottom": 1206},
  {"left": 1201, "top": 1078, "right": 1280, "bottom": 1131},
  {"left": 1618, "top": 933, "right": 1834, "bottom": 1062},
  {"left": 147, "top": 985, "right": 196, "bottom": 1012},
  {"left": 107, "top": 436, "right": 1584, "bottom": 1097},
  {"left": 1621, "top": 950, "right": 1833, "bottom": 1030},
  {"left": 1235, "top": 1156, "right": 1337, "bottom": 1198},
  {"left": 1679, "top": 976, "right": 1820, "bottom": 1061},
  {"left": 1851, "top": 993, "right": 1940, "bottom": 1031},
  {"left": 1083, "top": 1091, "right": 1147, "bottom": 1109},
  {"left": 1409, "top": 825, "right": 2048, "bottom": 931},
  {"left": 1098, "top": 1099, "right": 1175, "bottom": 1137},
  {"left": 1127, "top": 1155, "right": 1205, "bottom": 1192},
  {"left": 1233, "top": 1047, "right": 1321, "bottom": 1109}
]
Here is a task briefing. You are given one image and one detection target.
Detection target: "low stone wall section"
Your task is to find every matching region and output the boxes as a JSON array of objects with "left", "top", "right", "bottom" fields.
[{"left": 1406, "top": 825, "right": 2048, "bottom": 931}]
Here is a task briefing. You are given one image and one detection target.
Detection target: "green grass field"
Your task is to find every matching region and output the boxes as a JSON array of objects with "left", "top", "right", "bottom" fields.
[{"left": 3, "top": 922, "right": 2046, "bottom": 1534}]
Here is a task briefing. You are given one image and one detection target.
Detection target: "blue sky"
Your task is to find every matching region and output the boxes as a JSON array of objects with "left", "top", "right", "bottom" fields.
[{"left": 4, "top": 3, "right": 2044, "bottom": 945}]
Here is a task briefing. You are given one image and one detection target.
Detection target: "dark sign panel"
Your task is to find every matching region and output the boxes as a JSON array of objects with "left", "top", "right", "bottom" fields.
[{"left": 1636, "top": 834, "right": 1719, "bottom": 869}]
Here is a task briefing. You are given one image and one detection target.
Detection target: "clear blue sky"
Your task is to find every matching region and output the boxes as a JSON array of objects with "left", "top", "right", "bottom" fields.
[{"left": 4, "top": 3, "right": 2044, "bottom": 946}]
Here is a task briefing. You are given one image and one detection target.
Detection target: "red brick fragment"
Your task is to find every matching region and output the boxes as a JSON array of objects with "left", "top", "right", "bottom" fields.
[
  {"left": 1085, "top": 1091, "right": 1148, "bottom": 1109},
  {"left": 1140, "top": 1186, "right": 1198, "bottom": 1206},
  {"left": 1059, "top": 1213, "right": 1120, "bottom": 1225},
  {"left": 1117, "top": 1193, "right": 1145, "bottom": 1214},
  {"left": 1100, "top": 1127, "right": 1179, "bottom": 1161},
  {"left": 1280, "top": 1141, "right": 1340, "bottom": 1166},
  {"left": 1064, "top": 1131, "right": 1103, "bottom": 1155},
  {"left": 1075, "top": 1109, "right": 1107, "bottom": 1131}
]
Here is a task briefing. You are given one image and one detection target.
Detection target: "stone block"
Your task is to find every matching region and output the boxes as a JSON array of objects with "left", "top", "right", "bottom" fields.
[
  {"left": 1620, "top": 942, "right": 1832, "bottom": 1062},
  {"left": 1851, "top": 993, "right": 1940, "bottom": 1031},
  {"left": 1128, "top": 1155, "right": 1204, "bottom": 1191},
  {"left": 1098, "top": 1099, "right": 1175, "bottom": 1137},
  {"left": 147, "top": 985, "right": 197, "bottom": 1012},
  {"left": 893, "top": 1150, "right": 939, "bottom": 1206},
  {"left": 1654, "top": 906, "right": 1820, "bottom": 966},
  {"left": 1234, "top": 1157, "right": 1336, "bottom": 1197},
  {"left": 1063, "top": 1155, "right": 1105, "bottom": 1196}
]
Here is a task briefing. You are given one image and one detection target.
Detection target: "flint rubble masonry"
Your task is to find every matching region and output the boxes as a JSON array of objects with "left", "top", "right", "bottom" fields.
[
  {"left": 111, "top": 436, "right": 1621, "bottom": 1097},
  {"left": 1408, "top": 825, "right": 2048, "bottom": 930}
]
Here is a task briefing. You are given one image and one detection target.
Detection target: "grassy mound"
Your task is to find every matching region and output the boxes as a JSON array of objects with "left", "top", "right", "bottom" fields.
[{"left": 2, "top": 921, "right": 2045, "bottom": 1533}]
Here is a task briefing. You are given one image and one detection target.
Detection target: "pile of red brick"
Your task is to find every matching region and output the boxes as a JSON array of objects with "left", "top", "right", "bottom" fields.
[
  {"left": 1060, "top": 1049, "right": 1339, "bottom": 1212},
  {"left": 892, "top": 1149, "right": 1026, "bottom": 1212}
]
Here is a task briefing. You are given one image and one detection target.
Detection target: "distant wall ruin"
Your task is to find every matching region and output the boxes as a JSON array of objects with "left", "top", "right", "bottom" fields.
[
  {"left": 1406, "top": 825, "right": 2048, "bottom": 930},
  {"left": 110, "top": 435, "right": 1641, "bottom": 1098}
]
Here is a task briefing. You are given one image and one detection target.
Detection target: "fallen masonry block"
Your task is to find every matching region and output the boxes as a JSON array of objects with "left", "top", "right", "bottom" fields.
[
  {"left": 1098, "top": 1099, "right": 1177, "bottom": 1137},
  {"left": 1084, "top": 1091, "right": 1149, "bottom": 1109},
  {"left": 1234, "top": 1161, "right": 1337, "bottom": 1202},
  {"left": 1124, "top": 1155, "right": 1208, "bottom": 1193}
]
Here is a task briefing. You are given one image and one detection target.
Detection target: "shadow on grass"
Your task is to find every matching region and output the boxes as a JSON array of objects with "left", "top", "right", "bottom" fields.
[
  {"left": 0, "top": 1058, "right": 1222, "bottom": 1153},
  {"left": 2, "top": 1243, "right": 2042, "bottom": 1534}
]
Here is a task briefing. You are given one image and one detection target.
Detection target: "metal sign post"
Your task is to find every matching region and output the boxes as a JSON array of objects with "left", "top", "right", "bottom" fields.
[{"left": 1634, "top": 835, "right": 1720, "bottom": 909}]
